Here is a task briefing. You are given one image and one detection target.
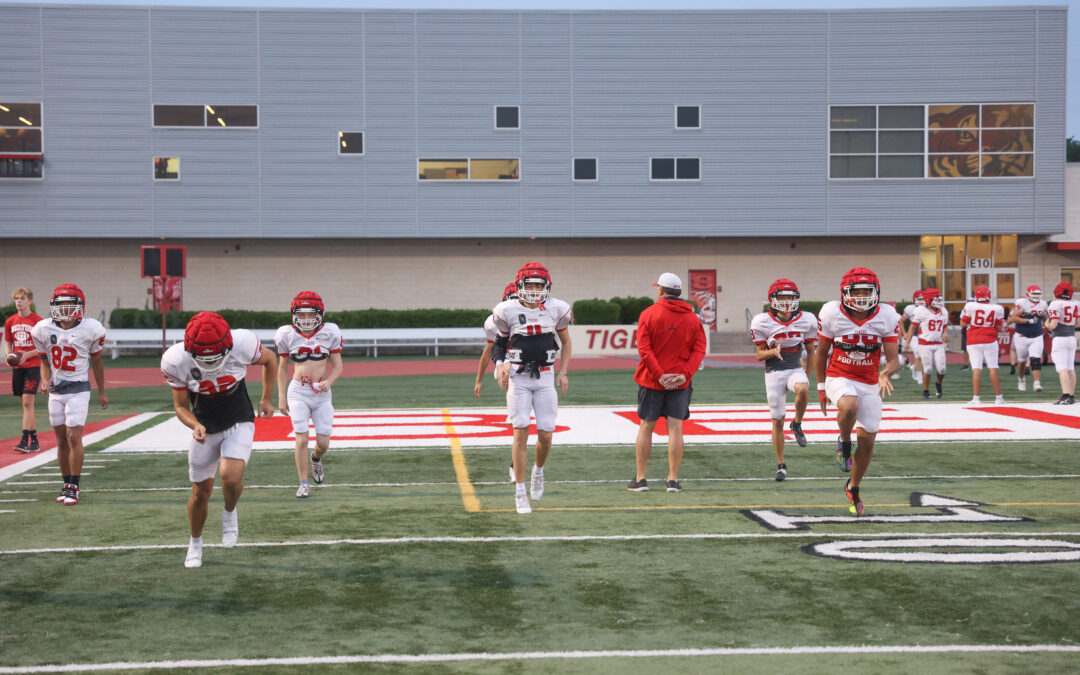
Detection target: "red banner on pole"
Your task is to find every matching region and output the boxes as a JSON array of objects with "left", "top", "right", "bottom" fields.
[
  {"left": 152, "top": 277, "right": 183, "bottom": 312},
  {"left": 689, "top": 269, "right": 717, "bottom": 330}
]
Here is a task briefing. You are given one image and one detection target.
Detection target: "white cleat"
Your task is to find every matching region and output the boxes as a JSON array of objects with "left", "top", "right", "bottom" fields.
[
  {"left": 515, "top": 492, "right": 531, "bottom": 514},
  {"left": 1018, "top": 379, "right": 1027, "bottom": 392},
  {"left": 966, "top": 396, "right": 982, "bottom": 405},
  {"left": 530, "top": 467, "right": 544, "bottom": 501},
  {"left": 995, "top": 395, "right": 1006, "bottom": 405},
  {"left": 184, "top": 541, "right": 203, "bottom": 568},
  {"left": 295, "top": 482, "right": 310, "bottom": 498},
  {"left": 222, "top": 508, "right": 238, "bottom": 548},
  {"left": 1034, "top": 381, "right": 1043, "bottom": 392}
]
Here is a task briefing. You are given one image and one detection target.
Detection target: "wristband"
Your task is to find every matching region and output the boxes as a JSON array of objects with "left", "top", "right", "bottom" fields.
[{"left": 817, "top": 383, "right": 826, "bottom": 391}]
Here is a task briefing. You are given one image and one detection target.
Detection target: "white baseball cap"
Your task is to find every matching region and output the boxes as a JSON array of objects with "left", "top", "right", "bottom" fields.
[{"left": 652, "top": 272, "right": 682, "bottom": 291}]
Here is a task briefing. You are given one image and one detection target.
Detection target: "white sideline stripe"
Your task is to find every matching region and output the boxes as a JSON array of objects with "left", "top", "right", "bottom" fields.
[
  {"left": 0, "top": 413, "right": 159, "bottom": 484},
  {"left": 24, "top": 473, "right": 91, "bottom": 478},
  {"left": 0, "top": 509, "right": 14, "bottom": 514},
  {"left": 3, "top": 531, "right": 1079, "bottom": 556},
  {"left": 0, "top": 499, "right": 36, "bottom": 503},
  {"left": 1, "top": 644, "right": 1078, "bottom": 672}
]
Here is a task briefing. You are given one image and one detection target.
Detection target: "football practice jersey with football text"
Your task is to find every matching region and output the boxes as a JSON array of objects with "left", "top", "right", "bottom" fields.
[{"left": 818, "top": 301, "right": 901, "bottom": 385}]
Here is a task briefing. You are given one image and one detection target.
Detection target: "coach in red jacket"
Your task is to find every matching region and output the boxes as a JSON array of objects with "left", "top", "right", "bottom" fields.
[{"left": 629, "top": 272, "right": 708, "bottom": 493}]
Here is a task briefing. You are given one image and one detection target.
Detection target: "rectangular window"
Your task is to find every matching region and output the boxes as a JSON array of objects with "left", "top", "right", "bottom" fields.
[
  {"left": 0, "top": 103, "right": 43, "bottom": 180},
  {"left": 153, "top": 104, "right": 257, "bottom": 128},
  {"left": 675, "top": 105, "right": 700, "bottom": 129},
  {"left": 154, "top": 157, "right": 179, "bottom": 180},
  {"left": 418, "top": 158, "right": 520, "bottom": 181},
  {"left": 207, "top": 105, "right": 257, "bottom": 128},
  {"left": 651, "top": 157, "right": 700, "bottom": 181},
  {"left": 573, "top": 158, "right": 597, "bottom": 181},
  {"left": 339, "top": 132, "right": 364, "bottom": 155},
  {"left": 419, "top": 159, "right": 468, "bottom": 180},
  {"left": 494, "top": 106, "right": 519, "bottom": 130},
  {"left": 153, "top": 105, "right": 204, "bottom": 127},
  {"left": 471, "top": 159, "right": 519, "bottom": 181},
  {"left": 676, "top": 157, "right": 700, "bottom": 180}
]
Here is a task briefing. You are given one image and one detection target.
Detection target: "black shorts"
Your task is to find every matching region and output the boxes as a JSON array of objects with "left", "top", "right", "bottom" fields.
[
  {"left": 637, "top": 385, "right": 692, "bottom": 422},
  {"left": 11, "top": 366, "right": 40, "bottom": 397}
]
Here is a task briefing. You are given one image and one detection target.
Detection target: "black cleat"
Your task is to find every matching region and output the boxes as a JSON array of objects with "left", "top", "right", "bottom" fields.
[
  {"left": 921, "top": 390, "right": 930, "bottom": 400},
  {"left": 775, "top": 463, "right": 787, "bottom": 482},
  {"left": 935, "top": 382, "right": 943, "bottom": 399},
  {"left": 790, "top": 421, "right": 807, "bottom": 448}
]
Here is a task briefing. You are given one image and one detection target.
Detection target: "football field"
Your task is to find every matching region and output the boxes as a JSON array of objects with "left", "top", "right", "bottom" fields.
[{"left": 1, "top": 368, "right": 1079, "bottom": 673}]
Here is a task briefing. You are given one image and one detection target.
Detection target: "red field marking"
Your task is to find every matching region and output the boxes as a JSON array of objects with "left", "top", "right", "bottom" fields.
[
  {"left": 0, "top": 414, "right": 137, "bottom": 470},
  {"left": 253, "top": 414, "right": 568, "bottom": 442},
  {"left": 969, "top": 406, "right": 1080, "bottom": 430}
]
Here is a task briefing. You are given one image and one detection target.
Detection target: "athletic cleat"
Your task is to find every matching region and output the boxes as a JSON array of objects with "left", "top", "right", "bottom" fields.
[
  {"left": 185, "top": 541, "right": 203, "bottom": 568},
  {"left": 530, "top": 467, "right": 544, "bottom": 501},
  {"left": 13, "top": 439, "right": 29, "bottom": 453},
  {"left": 62, "top": 486, "right": 79, "bottom": 506},
  {"left": 28, "top": 437, "right": 39, "bottom": 452},
  {"left": 665, "top": 480, "right": 682, "bottom": 493},
  {"left": 836, "top": 437, "right": 852, "bottom": 472},
  {"left": 1017, "top": 378, "right": 1027, "bottom": 392},
  {"left": 295, "top": 482, "right": 310, "bottom": 498},
  {"left": 627, "top": 477, "right": 649, "bottom": 492},
  {"left": 935, "top": 383, "right": 943, "bottom": 399},
  {"left": 1009, "top": 364, "right": 1017, "bottom": 375},
  {"left": 1033, "top": 381, "right": 1043, "bottom": 392},
  {"left": 790, "top": 421, "right": 807, "bottom": 447},
  {"left": 56, "top": 484, "right": 70, "bottom": 503},
  {"left": 775, "top": 464, "right": 787, "bottom": 482},
  {"left": 222, "top": 508, "right": 238, "bottom": 548},
  {"left": 921, "top": 390, "right": 930, "bottom": 400},
  {"left": 845, "top": 479, "right": 864, "bottom": 516},
  {"left": 995, "top": 395, "right": 1006, "bottom": 405},
  {"left": 515, "top": 492, "right": 531, "bottom": 514},
  {"left": 1065, "top": 395, "right": 1077, "bottom": 405},
  {"left": 1053, "top": 394, "right": 1068, "bottom": 405},
  {"left": 966, "top": 396, "right": 982, "bottom": 405},
  {"left": 310, "top": 452, "right": 324, "bottom": 484}
]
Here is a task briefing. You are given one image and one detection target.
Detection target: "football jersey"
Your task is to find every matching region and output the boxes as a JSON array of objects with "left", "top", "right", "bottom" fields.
[
  {"left": 5, "top": 312, "right": 43, "bottom": 368},
  {"left": 483, "top": 314, "right": 498, "bottom": 343},
  {"left": 818, "top": 301, "right": 901, "bottom": 385},
  {"left": 1047, "top": 299, "right": 1080, "bottom": 337},
  {"left": 274, "top": 323, "right": 343, "bottom": 362},
  {"left": 161, "top": 329, "right": 264, "bottom": 433},
  {"left": 1013, "top": 297, "right": 1048, "bottom": 338},
  {"left": 902, "top": 303, "right": 919, "bottom": 323},
  {"left": 960, "top": 302, "right": 1005, "bottom": 345},
  {"left": 492, "top": 297, "right": 572, "bottom": 367},
  {"left": 30, "top": 317, "right": 106, "bottom": 385},
  {"left": 749, "top": 310, "right": 817, "bottom": 373},
  {"left": 911, "top": 306, "right": 949, "bottom": 344}
]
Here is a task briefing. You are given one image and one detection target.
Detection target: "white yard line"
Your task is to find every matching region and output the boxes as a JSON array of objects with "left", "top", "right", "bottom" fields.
[{"left": 0, "top": 644, "right": 1078, "bottom": 673}]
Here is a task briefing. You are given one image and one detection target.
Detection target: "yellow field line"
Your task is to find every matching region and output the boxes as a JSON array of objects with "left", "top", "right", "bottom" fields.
[
  {"left": 480, "top": 501, "right": 1080, "bottom": 513},
  {"left": 442, "top": 408, "right": 481, "bottom": 513}
]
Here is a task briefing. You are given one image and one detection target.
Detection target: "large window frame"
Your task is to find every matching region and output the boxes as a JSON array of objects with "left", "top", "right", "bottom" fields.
[
  {"left": 650, "top": 157, "right": 701, "bottom": 182},
  {"left": 920, "top": 234, "right": 1018, "bottom": 320},
  {"left": 417, "top": 158, "right": 520, "bottom": 182},
  {"left": 0, "top": 102, "right": 43, "bottom": 180},
  {"left": 152, "top": 104, "right": 259, "bottom": 129}
]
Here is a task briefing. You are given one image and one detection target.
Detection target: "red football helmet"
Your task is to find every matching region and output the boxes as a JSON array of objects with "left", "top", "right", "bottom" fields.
[
  {"left": 502, "top": 282, "right": 518, "bottom": 302},
  {"left": 184, "top": 311, "right": 233, "bottom": 374},
  {"left": 516, "top": 262, "right": 551, "bottom": 304},
  {"left": 768, "top": 278, "right": 800, "bottom": 313},
  {"left": 1025, "top": 285, "right": 1043, "bottom": 303},
  {"left": 50, "top": 283, "right": 86, "bottom": 322},
  {"left": 840, "top": 267, "right": 880, "bottom": 312},
  {"left": 1055, "top": 281, "right": 1075, "bottom": 299},
  {"left": 913, "top": 290, "right": 925, "bottom": 307},
  {"left": 291, "top": 291, "right": 325, "bottom": 333},
  {"left": 974, "top": 286, "right": 992, "bottom": 303},
  {"left": 922, "top": 287, "right": 944, "bottom": 309}
]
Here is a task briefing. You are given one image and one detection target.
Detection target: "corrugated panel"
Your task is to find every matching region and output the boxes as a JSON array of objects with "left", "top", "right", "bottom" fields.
[
  {"left": 42, "top": 8, "right": 151, "bottom": 237},
  {"left": 0, "top": 7, "right": 45, "bottom": 234},
  {"left": 150, "top": 9, "right": 258, "bottom": 102},
  {"left": 1033, "top": 8, "right": 1066, "bottom": 234}
]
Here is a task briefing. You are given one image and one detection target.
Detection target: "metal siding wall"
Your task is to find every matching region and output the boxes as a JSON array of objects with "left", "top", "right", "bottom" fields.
[
  {"left": 258, "top": 11, "right": 365, "bottom": 237},
  {"left": 1034, "top": 8, "right": 1066, "bottom": 234},
  {"left": 42, "top": 8, "right": 151, "bottom": 237},
  {"left": 0, "top": 6, "right": 45, "bottom": 231},
  {"left": 570, "top": 12, "right": 828, "bottom": 237}
]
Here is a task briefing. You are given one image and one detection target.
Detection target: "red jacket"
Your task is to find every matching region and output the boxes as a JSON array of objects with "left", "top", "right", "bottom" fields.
[{"left": 634, "top": 298, "right": 707, "bottom": 390}]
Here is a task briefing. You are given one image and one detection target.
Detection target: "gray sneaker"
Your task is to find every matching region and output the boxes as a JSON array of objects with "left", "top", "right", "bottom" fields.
[
  {"left": 790, "top": 421, "right": 807, "bottom": 448},
  {"left": 530, "top": 467, "right": 544, "bottom": 501},
  {"left": 627, "top": 477, "right": 648, "bottom": 492},
  {"left": 665, "top": 480, "right": 682, "bottom": 493},
  {"left": 310, "top": 452, "right": 324, "bottom": 484}
]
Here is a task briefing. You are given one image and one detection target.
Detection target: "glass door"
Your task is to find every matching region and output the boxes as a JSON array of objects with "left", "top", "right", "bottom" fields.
[{"left": 966, "top": 268, "right": 1017, "bottom": 307}]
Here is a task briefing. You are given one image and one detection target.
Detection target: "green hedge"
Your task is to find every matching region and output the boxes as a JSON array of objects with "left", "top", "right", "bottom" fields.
[
  {"left": 108, "top": 307, "right": 491, "bottom": 329},
  {"left": 571, "top": 299, "right": 621, "bottom": 325}
]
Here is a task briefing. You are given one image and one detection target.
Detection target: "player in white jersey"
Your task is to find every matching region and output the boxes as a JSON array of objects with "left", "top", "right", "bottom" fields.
[
  {"left": 1008, "top": 285, "right": 1048, "bottom": 392},
  {"left": 29, "top": 284, "right": 108, "bottom": 506},
  {"left": 1046, "top": 281, "right": 1079, "bottom": 405},
  {"left": 903, "top": 287, "right": 949, "bottom": 399},
  {"left": 960, "top": 286, "right": 1006, "bottom": 405},
  {"left": 901, "top": 290, "right": 925, "bottom": 382},
  {"left": 814, "top": 268, "right": 900, "bottom": 517},
  {"left": 750, "top": 279, "right": 817, "bottom": 481},
  {"left": 493, "top": 262, "right": 573, "bottom": 514},
  {"left": 161, "top": 312, "right": 276, "bottom": 568},
  {"left": 276, "top": 292, "right": 344, "bottom": 498},
  {"left": 474, "top": 282, "right": 518, "bottom": 400}
]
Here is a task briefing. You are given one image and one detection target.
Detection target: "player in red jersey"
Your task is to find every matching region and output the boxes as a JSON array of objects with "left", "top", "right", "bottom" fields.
[
  {"left": 814, "top": 268, "right": 900, "bottom": 516},
  {"left": 960, "top": 286, "right": 1006, "bottom": 405},
  {"left": 4, "top": 288, "right": 44, "bottom": 452}
]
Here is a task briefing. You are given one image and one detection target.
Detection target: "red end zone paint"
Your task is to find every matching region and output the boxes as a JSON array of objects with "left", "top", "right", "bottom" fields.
[
  {"left": 254, "top": 414, "right": 569, "bottom": 442},
  {"left": 969, "top": 406, "right": 1080, "bottom": 430},
  {"left": 0, "top": 414, "right": 137, "bottom": 470}
]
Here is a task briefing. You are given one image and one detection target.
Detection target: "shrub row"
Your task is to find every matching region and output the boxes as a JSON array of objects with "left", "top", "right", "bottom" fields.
[
  {"left": 572, "top": 296, "right": 666, "bottom": 324},
  {"left": 108, "top": 307, "right": 491, "bottom": 329}
]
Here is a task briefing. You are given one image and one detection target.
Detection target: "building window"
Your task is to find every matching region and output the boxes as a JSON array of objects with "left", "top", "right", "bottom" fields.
[
  {"left": 339, "top": 132, "right": 363, "bottom": 155},
  {"left": 0, "top": 103, "right": 43, "bottom": 179},
  {"left": 494, "top": 106, "right": 519, "bottom": 130},
  {"left": 829, "top": 103, "right": 1033, "bottom": 179},
  {"left": 418, "top": 158, "right": 520, "bottom": 181},
  {"left": 154, "top": 157, "right": 179, "bottom": 180},
  {"left": 573, "top": 158, "right": 597, "bottom": 181},
  {"left": 153, "top": 104, "right": 258, "bottom": 128},
  {"left": 651, "top": 157, "right": 700, "bottom": 181},
  {"left": 675, "top": 105, "right": 700, "bottom": 129},
  {"left": 1061, "top": 268, "right": 1080, "bottom": 290},
  {"left": 920, "top": 234, "right": 1018, "bottom": 319}
]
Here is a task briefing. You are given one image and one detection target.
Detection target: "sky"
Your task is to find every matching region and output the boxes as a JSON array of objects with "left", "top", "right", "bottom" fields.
[{"left": 8, "top": 0, "right": 1076, "bottom": 137}]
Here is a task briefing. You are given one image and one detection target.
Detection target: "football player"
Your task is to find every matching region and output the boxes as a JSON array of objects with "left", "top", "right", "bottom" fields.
[
  {"left": 750, "top": 279, "right": 817, "bottom": 481},
  {"left": 161, "top": 312, "right": 276, "bottom": 568},
  {"left": 5, "top": 287, "right": 44, "bottom": 452},
  {"left": 904, "top": 287, "right": 949, "bottom": 399},
  {"left": 275, "top": 292, "right": 344, "bottom": 498},
  {"left": 814, "top": 268, "right": 900, "bottom": 516},
  {"left": 473, "top": 282, "right": 518, "bottom": 400},
  {"left": 1008, "top": 285, "right": 1048, "bottom": 392},
  {"left": 29, "top": 284, "right": 108, "bottom": 505},
  {"left": 493, "top": 262, "right": 573, "bottom": 514},
  {"left": 1045, "top": 281, "right": 1079, "bottom": 405},
  {"left": 960, "top": 286, "right": 1006, "bottom": 405},
  {"left": 901, "top": 290, "right": 925, "bottom": 382}
]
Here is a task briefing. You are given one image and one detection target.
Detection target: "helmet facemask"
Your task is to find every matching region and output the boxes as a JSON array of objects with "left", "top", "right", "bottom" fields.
[
  {"left": 517, "top": 278, "right": 550, "bottom": 305},
  {"left": 193, "top": 348, "right": 230, "bottom": 375},
  {"left": 770, "top": 292, "right": 799, "bottom": 313},
  {"left": 1027, "top": 289, "right": 1042, "bottom": 303},
  {"left": 50, "top": 296, "right": 84, "bottom": 322},
  {"left": 843, "top": 284, "right": 878, "bottom": 312},
  {"left": 930, "top": 296, "right": 944, "bottom": 310},
  {"left": 292, "top": 308, "right": 323, "bottom": 333}
]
